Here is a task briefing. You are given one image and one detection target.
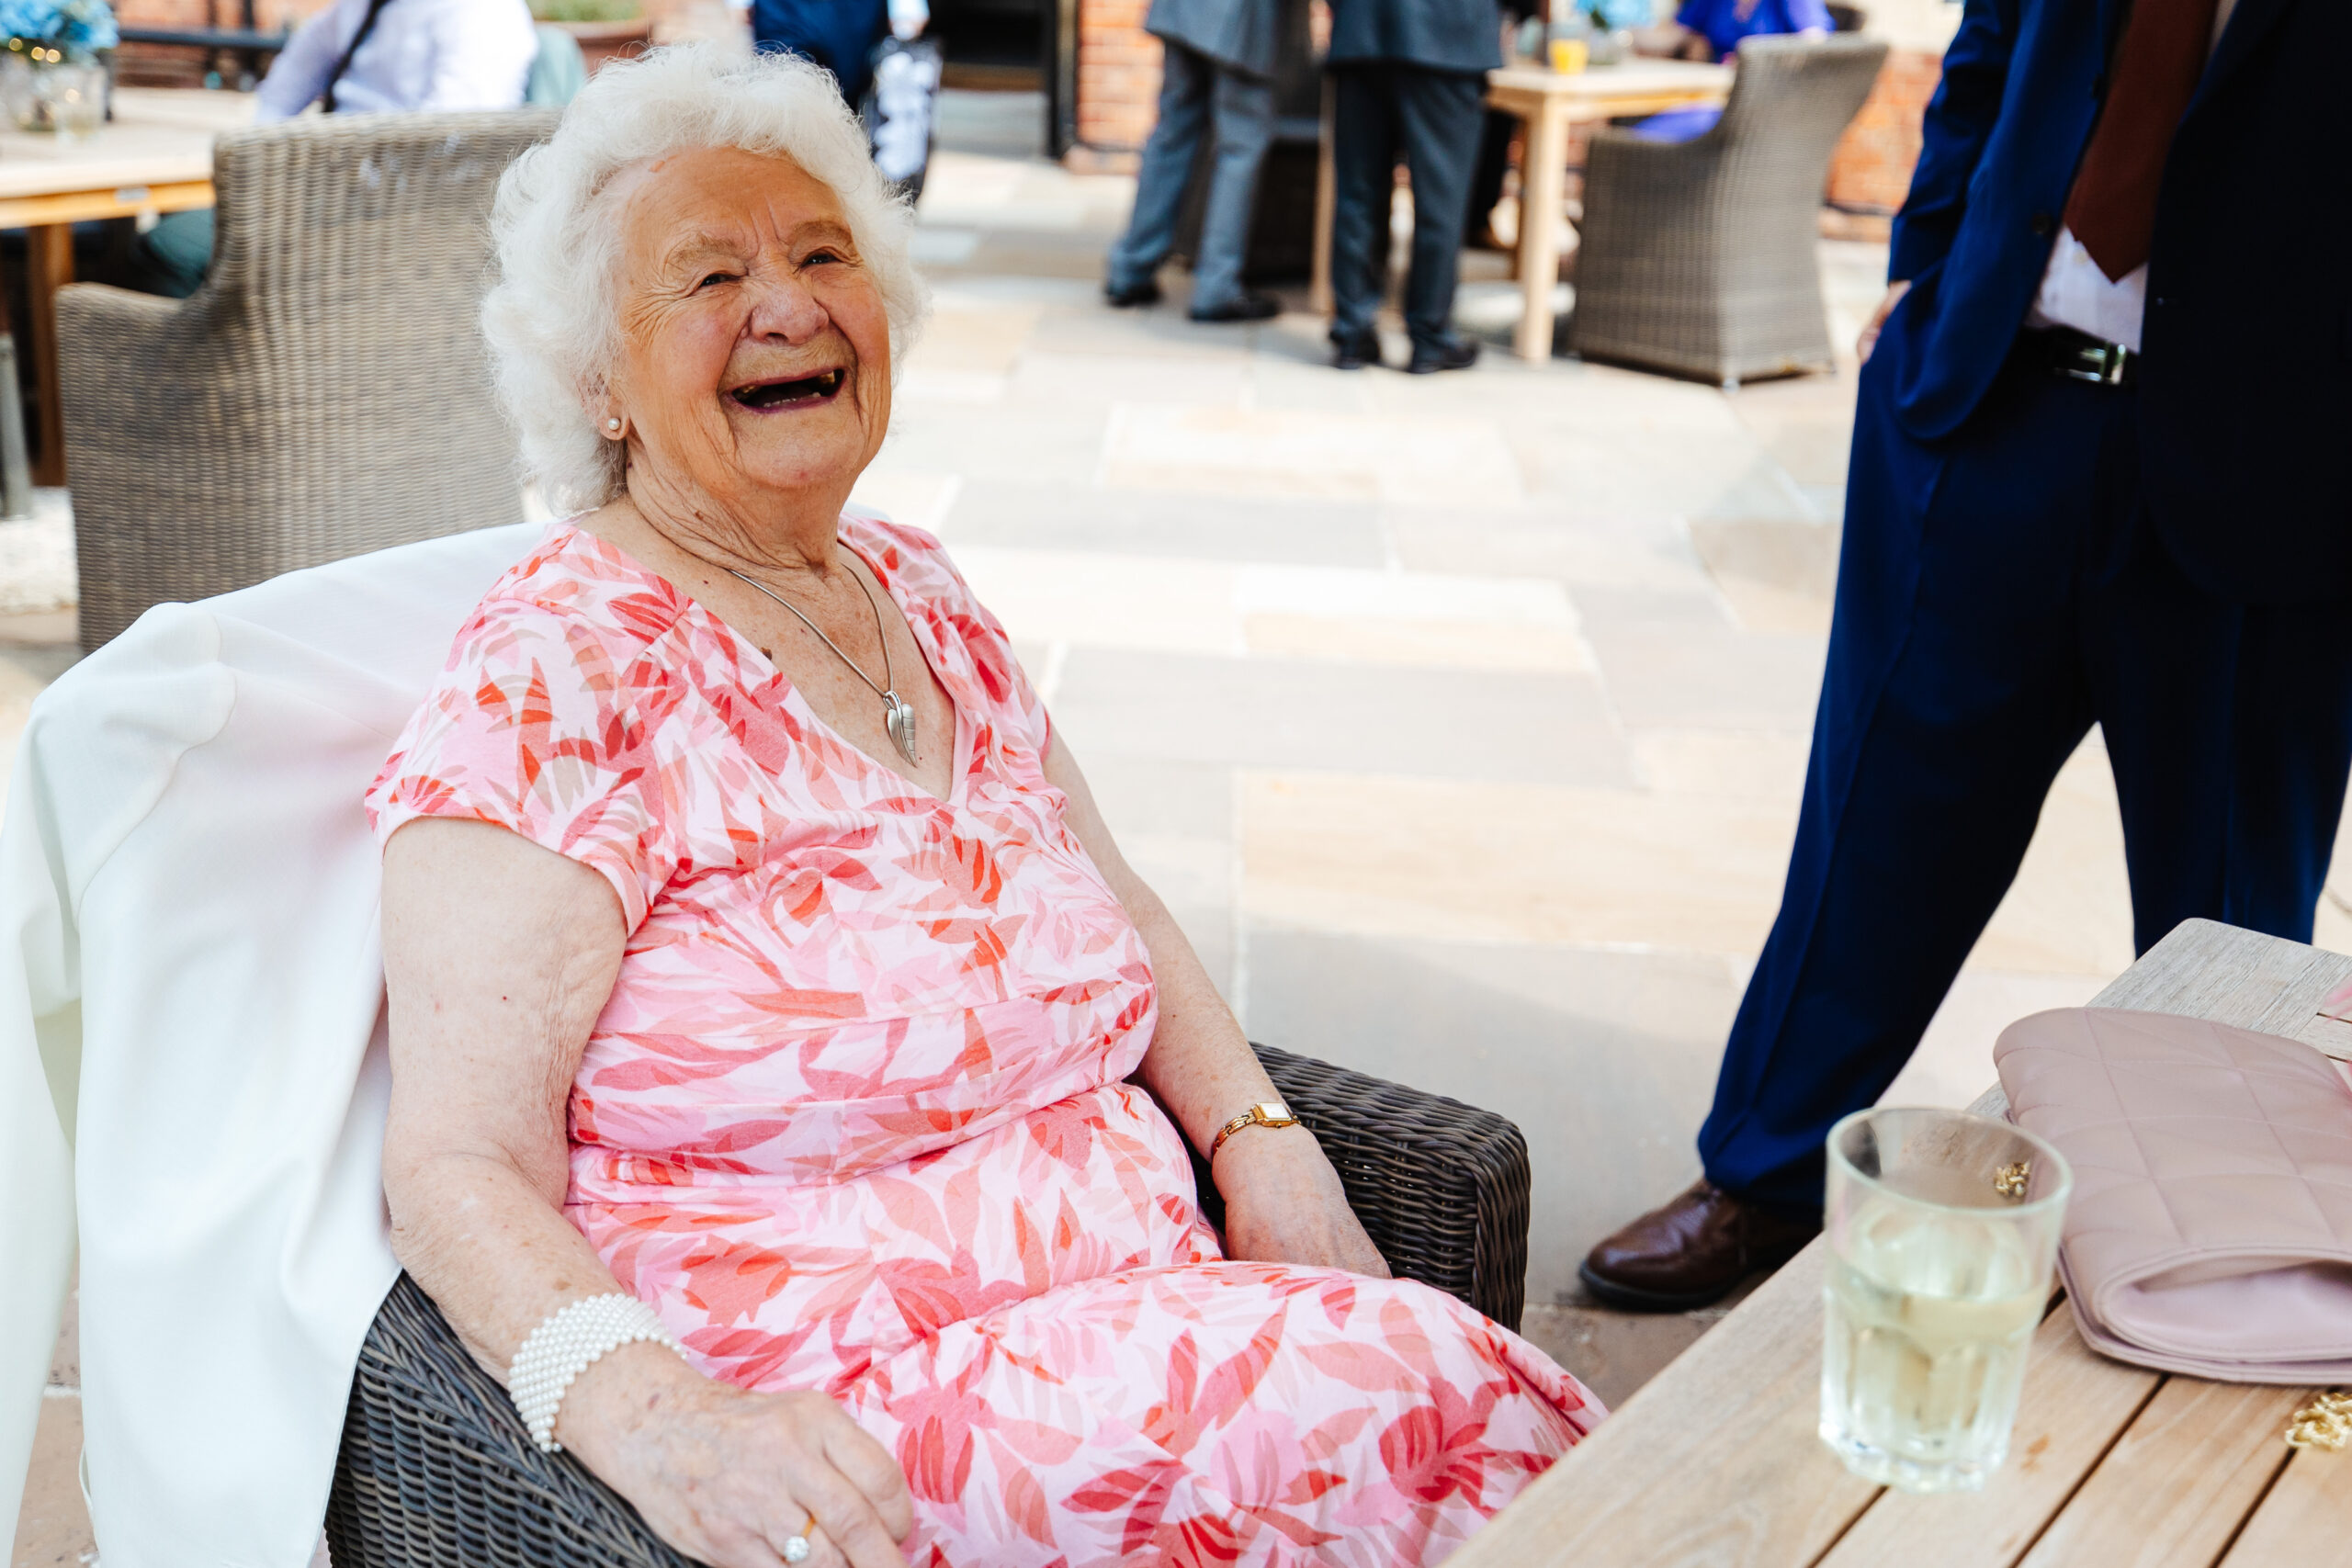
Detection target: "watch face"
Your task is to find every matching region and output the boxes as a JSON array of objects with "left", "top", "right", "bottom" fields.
[{"left": 1258, "top": 1101, "right": 1293, "bottom": 1122}]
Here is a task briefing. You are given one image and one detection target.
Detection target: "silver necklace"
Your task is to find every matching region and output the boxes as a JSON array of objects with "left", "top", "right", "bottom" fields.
[{"left": 726, "top": 559, "right": 919, "bottom": 766}]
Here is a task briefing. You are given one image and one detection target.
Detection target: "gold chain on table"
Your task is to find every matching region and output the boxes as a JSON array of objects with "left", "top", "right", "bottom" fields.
[{"left": 2286, "top": 1391, "right": 2352, "bottom": 1450}]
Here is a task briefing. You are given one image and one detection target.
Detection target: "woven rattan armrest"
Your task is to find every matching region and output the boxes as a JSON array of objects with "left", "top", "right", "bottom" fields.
[
  {"left": 1188, "top": 1043, "right": 1531, "bottom": 1330},
  {"left": 54, "top": 283, "right": 179, "bottom": 346},
  {"left": 327, "top": 1043, "right": 1532, "bottom": 1567}
]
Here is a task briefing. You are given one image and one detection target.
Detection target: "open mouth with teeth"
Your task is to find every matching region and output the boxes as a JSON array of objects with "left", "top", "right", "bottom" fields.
[{"left": 729, "top": 368, "right": 846, "bottom": 410}]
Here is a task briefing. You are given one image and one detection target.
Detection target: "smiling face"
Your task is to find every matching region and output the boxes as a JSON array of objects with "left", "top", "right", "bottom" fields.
[{"left": 600, "top": 146, "right": 892, "bottom": 522}]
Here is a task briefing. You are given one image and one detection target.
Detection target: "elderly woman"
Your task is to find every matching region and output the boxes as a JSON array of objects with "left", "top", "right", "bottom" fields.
[{"left": 370, "top": 44, "right": 1600, "bottom": 1568}]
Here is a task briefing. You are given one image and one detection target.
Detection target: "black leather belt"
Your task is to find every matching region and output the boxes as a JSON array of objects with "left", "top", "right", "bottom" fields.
[{"left": 2027, "top": 325, "right": 2139, "bottom": 388}]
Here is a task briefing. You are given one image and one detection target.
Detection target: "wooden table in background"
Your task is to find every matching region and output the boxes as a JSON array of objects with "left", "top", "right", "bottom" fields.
[
  {"left": 1484, "top": 59, "right": 1731, "bottom": 361},
  {"left": 0, "top": 87, "right": 254, "bottom": 482},
  {"left": 1453, "top": 917, "right": 2352, "bottom": 1568}
]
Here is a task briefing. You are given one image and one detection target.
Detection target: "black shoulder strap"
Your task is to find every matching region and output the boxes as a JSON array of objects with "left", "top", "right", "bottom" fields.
[{"left": 321, "top": 0, "right": 399, "bottom": 115}]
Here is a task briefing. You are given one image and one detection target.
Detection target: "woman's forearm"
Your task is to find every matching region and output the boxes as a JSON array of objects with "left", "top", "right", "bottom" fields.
[
  {"left": 1119, "top": 877, "right": 1285, "bottom": 1156},
  {"left": 385, "top": 1143, "right": 711, "bottom": 1461},
  {"left": 385, "top": 1146, "right": 631, "bottom": 1374}
]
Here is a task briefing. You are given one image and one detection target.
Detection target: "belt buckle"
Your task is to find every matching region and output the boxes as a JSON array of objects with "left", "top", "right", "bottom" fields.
[{"left": 2060, "top": 340, "right": 2130, "bottom": 386}]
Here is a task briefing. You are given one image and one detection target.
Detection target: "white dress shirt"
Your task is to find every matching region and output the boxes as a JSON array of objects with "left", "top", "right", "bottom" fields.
[
  {"left": 255, "top": 0, "right": 539, "bottom": 123},
  {"left": 2026, "top": 0, "right": 2239, "bottom": 351}
]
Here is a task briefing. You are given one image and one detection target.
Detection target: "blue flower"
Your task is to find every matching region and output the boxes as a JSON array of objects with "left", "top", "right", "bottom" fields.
[
  {"left": 1, "top": 0, "right": 118, "bottom": 56},
  {"left": 0, "top": 1, "right": 56, "bottom": 40}
]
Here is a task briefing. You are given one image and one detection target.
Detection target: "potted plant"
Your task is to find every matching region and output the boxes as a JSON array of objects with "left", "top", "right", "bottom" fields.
[
  {"left": 530, "top": 0, "right": 650, "bottom": 74},
  {"left": 0, "top": 1, "right": 117, "bottom": 137}
]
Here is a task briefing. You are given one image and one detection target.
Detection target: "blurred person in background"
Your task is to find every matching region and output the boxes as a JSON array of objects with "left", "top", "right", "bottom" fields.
[
  {"left": 1102, "top": 0, "right": 1284, "bottom": 321},
  {"left": 1327, "top": 0, "right": 1501, "bottom": 371},
  {"left": 132, "top": 0, "right": 540, "bottom": 298},
  {"left": 1626, "top": 0, "right": 1830, "bottom": 141},
  {"left": 1637, "top": 0, "right": 1829, "bottom": 62},
  {"left": 752, "top": 0, "right": 927, "bottom": 111},
  {"left": 1583, "top": 0, "right": 2352, "bottom": 1311}
]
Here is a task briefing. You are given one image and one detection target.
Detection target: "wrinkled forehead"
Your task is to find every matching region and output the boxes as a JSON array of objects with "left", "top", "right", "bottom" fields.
[{"left": 602, "top": 145, "right": 851, "bottom": 271}]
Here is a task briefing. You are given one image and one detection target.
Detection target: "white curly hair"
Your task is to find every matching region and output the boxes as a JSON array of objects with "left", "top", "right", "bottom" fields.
[{"left": 481, "top": 42, "right": 930, "bottom": 513}]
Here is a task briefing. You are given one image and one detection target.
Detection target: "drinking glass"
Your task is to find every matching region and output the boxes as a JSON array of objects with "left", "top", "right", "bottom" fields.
[
  {"left": 1820, "top": 1107, "right": 2072, "bottom": 1493},
  {"left": 37, "top": 63, "right": 104, "bottom": 142}
]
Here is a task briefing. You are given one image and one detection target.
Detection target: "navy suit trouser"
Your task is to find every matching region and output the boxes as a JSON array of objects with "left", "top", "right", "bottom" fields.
[
  {"left": 1105, "top": 41, "right": 1277, "bottom": 313},
  {"left": 753, "top": 0, "right": 888, "bottom": 108},
  {"left": 1699, "top": 328, "right": 2352, "bottom": 1211},
  {"left": 1329, "top": 63, "right": 1485, "bottom": 352}
]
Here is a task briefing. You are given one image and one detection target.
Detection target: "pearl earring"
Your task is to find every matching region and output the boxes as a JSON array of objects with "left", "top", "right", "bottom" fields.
[{"left": 605, "top": 417, "right": 622, "bottom": 433}]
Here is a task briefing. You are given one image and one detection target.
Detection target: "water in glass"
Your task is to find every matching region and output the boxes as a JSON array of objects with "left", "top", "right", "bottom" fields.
[{"left": 1819, "top": 1109, "right": 2070, "bottom": 1493}]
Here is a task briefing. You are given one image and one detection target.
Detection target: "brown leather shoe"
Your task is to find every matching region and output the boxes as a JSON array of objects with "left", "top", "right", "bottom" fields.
[{"left": 1578, "top": 1180, "right": 1821, "bottom": 1312}]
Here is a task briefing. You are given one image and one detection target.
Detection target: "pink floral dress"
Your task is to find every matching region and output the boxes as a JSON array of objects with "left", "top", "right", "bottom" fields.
[{"left": 367, "top": 517, "right": 1602, "bottom": 1566}]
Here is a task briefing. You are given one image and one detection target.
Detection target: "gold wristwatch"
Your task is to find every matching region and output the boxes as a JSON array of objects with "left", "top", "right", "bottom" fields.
[{"left": 1210, "top": 1100, "right": 1300, "bottom": 1159}]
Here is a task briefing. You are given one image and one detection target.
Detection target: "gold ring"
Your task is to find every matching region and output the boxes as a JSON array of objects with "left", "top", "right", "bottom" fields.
[{"left": 781, "top": 1510, "right": 818, "bottom": 1564}]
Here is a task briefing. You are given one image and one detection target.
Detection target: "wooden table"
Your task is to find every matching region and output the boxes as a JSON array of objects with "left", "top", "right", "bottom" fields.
[
  {"left": 1453, "top": 917, "right": 2352, "bottom": 1568},
  {"left": 1486, "top": 59, "right": 1730, "bottom": 361},
  {"left": 0, "top": 87, "right": 254, "bottom": 482},
  {"left": 1306, "top": 59, "right": 1731, "bottom": 356}
]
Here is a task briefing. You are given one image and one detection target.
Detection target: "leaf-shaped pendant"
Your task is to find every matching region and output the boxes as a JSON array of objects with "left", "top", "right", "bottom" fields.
[{"left": 883, "top": 692, "right": 918, "bottom": 765}]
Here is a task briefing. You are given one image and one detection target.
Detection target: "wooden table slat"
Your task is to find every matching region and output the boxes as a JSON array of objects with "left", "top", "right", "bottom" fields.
[
  {"left": 1457, "top": 1242, "right": 1883, "bottom": 1568},
  {"left": 1815, "top": 1307, "right": 2161, "bottom": 1568},
  {"left": 2091, "top": 919, "right": 2352, "bottom": 1044},
  {"left": 2212, "top": 1444, "right": 2352, "bottom": 1563},
  {"left": 2013, "top": 1378, "right": 2307, "bottom": 1568}
]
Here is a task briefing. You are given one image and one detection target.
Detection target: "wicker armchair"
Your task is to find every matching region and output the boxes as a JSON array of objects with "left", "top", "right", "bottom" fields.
[
  {"left": 57, "top": 109, "right": 556, "bottom": 650},
  {"left": 328, "top": 1042, "right": 1532, "bottom": 1567},
  {"left": 1566, "top": 35, "right": 1888, "bottom": 387}
]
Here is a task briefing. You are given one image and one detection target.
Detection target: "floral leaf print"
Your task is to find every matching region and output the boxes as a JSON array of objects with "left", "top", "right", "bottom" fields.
[{"left": 367, "top": 517, "right": 1603, "bottom": 1567}]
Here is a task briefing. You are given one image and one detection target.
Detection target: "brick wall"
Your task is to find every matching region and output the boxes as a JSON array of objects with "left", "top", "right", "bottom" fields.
[
  {"left": 1826, "top": 46, "right": 1940, "bottom": 217},
  {"left": 114, "top": 0, "right": 328, "bottom": 27},
  {"left": 1076, "top": 0, "right": 1159, "bottom": 161}
]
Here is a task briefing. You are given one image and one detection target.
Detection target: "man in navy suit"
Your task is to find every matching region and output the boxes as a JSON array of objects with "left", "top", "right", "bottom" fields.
[
  {"left": 1325, "top": 0, "right": 1502, "bottom": 371},
  {"left": 1583, "top": 0, "right": 2352, "bottom": 1308}
]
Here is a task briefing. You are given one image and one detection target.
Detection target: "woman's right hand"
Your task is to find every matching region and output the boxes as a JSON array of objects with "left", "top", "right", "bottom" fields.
[{"left": 558, "top": 1341, "right": 916, "bottom": 1568}]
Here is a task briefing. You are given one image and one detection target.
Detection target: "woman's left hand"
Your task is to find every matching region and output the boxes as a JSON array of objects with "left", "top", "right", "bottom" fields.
[{"left": 1214, "top": 1125, "right": 1393, "bottom": 1279}]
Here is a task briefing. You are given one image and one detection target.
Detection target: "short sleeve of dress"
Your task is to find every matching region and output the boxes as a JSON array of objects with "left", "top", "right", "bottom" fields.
[
  {"left": 859, "top": 516, "right": 1055, "bottom": 758},
  {"left": 366, "top": 594, "right": 680, "bottom": 932}
]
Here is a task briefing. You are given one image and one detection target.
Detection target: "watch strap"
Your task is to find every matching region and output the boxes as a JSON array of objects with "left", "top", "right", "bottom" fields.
[{"left": 1210, "top": 1100, "right": 1300, "bottom": 1160}]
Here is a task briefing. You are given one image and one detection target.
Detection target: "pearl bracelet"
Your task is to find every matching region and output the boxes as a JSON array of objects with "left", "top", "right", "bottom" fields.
[{"left": 509, "top": 1292, "right": 684, "bottom": 1454}]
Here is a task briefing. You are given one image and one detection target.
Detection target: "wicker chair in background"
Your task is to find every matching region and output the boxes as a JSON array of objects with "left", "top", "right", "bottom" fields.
[
  {"left": 1566, "top": 35, "right": 1889, "bottom": 387},
  {"left": 56, "top": 109, "right": 556, "bottom": 651},
  {"left": 328, "top": 1042, "right": 1533, "bottom": 1566}
]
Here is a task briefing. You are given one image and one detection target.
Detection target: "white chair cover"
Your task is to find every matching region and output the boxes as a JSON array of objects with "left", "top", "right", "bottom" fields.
[{"left": 0, "top": 524, "right": 539, "bottom": 1566}]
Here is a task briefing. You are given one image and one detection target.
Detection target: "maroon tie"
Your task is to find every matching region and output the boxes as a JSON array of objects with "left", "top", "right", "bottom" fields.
[{"left": 2061, "top": 0, "right": 2222, "bottom": 281}]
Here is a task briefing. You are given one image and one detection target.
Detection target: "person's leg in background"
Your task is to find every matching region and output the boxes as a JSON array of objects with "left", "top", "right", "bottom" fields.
[
  {"left": 2088, "top": 507, "right": 2352, "bottom": 957},
  {"left": 2218, "top": 604, "right": 2352, "bottom": 940},
  {"left": 1105, "top": 41, "right": 1215, "bottom": 308},
  {"left": 1390, "top": 67, "right": 1485, "bottom": 372},
  {"left": 128, "top": 210, "right": 214, "bottom": 299},
  {"left": 1582, "top": 348, "right": 2131, "bottom": 1309},
  {"left": 1463, "top": 110, "right": 1516, "bottom": 248},
  {"left": 1327, "top": 62, "right": 1398, "bottom": 367},
  {"left": 1184, "top": 63, "right": 1279, "bottom": 321},
  {"left": 752, "top": 0, "right": 888, "bottom": 107}
]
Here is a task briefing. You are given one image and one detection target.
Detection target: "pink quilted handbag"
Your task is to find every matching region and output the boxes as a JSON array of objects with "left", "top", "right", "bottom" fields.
[{"left": 1994, "top": 1008, "right": 2352, "bottom": 1382}]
